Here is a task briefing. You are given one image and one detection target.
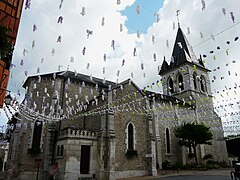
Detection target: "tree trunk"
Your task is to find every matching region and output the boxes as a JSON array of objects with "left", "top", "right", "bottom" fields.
[
  {"left": 193, "top": 146, "right": 198, "bottom": 165},
  {"left": 189, "top": 146, "right": 192, "bottom": 153}
]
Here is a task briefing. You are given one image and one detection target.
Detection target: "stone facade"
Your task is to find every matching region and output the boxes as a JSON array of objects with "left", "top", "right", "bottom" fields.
[{"left": 6, "top": 28, "right": 228, "bottom": 180}]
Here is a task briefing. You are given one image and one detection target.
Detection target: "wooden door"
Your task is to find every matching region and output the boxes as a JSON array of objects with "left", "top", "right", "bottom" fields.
[{"left": 80, "top": 145, "right": 90, "bottom": 174}]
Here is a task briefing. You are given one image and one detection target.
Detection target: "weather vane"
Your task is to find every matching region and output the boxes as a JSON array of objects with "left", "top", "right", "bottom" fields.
[{"left": 176, "top": 10, "right": 180, "bottom": 28}]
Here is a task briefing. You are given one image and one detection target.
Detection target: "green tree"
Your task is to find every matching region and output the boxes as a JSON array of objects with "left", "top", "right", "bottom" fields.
[
  {"left": 225, "top": 134, "right": 240, "bottom": 158},
  {"left": 0, "top": 25, "right": 12, "bottom": 59},
  {"left": 174, "top": 122, "right": 213, "bottom": 164}
]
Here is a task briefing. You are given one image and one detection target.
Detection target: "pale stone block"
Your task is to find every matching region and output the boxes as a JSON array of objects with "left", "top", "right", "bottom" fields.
[
  {"left": 65, "top": 156, "right": 80, "bottom": 172},
  {"left": 64, "top": 172, "right": 80, "bottom": 180},
  {"left": 115, "top": 170, "right": 148, "bottom": 179}
]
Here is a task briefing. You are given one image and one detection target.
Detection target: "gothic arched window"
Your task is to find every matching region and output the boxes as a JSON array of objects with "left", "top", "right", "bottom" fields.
[
  {"left": 57, "top": 145, "right": 60, "bottom": 156},
  {"left": 60, "top": 145, "right": 64, "bottom": 156},
  {"left": 193, "top": 73, "right": 197, "bottom": 90},
  {"left": 200, "top": 75, "right": 206, "bottom": 92},
  {"left": 31, "top": 120, "right": 43, "bottom": 153},
  {"left": 166, "top": 128, "right": 171, "bottom": 154},
  {"left": 168, "top": 77, "right": 174, "bottom": 94},
  {"left": 178, "top": 74, "right": 184, "bottom": 91},
  {"left": 128, "top": 123, "right": 134, "bottom": 150}
]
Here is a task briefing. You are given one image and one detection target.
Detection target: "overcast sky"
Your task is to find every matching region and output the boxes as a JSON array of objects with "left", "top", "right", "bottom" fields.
[{"left": 1, "top": 0, "right": 240, "bottom": 135}]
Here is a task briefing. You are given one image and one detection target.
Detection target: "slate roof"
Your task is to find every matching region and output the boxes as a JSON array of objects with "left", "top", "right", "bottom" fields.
[
  {"left": 22, "top": 70, "right": 116, "bottom": 88},
  {"left": 159, "top": 27, "right": 208, "bottom": 75},
  {"left": 159, "top": 56, "right": 169, "bottom": 74},
  {"left": 145, "top": 90, "right": 193, "bottom": 107}
]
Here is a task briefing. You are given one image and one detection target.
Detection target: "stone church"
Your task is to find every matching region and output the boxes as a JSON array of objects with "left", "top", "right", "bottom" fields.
[{"left": 7, "top": 27, "right": 228, "bottom": 180}]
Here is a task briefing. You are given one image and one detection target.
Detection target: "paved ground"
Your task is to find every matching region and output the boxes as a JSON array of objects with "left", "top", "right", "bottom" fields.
[
  {"left": 118, "top": 168, "right": 233, "bottom": 180},
  {"left": 0, "top": 168, "right": 234, "bottom": 180},
  {"left": 154, "top": 175, "right": 230, "bottom": 180}
]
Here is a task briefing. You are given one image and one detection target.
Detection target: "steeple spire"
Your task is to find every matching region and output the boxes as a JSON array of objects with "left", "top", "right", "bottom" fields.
[
  {"left": 159, "top": 25, "right": 208, "bottom": 75},
  {"left": 176, "top": 10, "right": 180, "bottom": 28},
  {"left": 158, "top": 56, "right": 169, "bottom": 75}
]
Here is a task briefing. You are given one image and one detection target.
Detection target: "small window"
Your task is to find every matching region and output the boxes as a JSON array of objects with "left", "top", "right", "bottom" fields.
[
  {"left": 178, "top": 74, "right": 184, "bottom": 91},
  {"left": 168, "top": 78, "right": 174, "bottom": 93},
  {"left": 60, "top": 145, "right": 64, "bottom": 156},
  {"left": 57, "top": 145, "right": 60, "bottom": 156},
  {"left": 193, "top": 73, "right": 197, "bottom": 89},
  {"left": 166, "top": 128, "right": 171, "bottom": 154},
  {"left": 31, "top": 120, "right": 43, "bottom": 152},
  {"left": 128, "top": 123, "right": 134, "bottom": 150},
  {"left": 200, "top": 75, "right": 206, "bottom": 92}
]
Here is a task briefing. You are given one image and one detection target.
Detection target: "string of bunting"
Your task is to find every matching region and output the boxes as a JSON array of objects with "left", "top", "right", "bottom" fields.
[
  {"left": 22, "top": 85, "right": 224, "bottom": 124},
  {"left": 6, "top": 0, "right": 239, "bottom": 134},
  {"left": 20, "top": 97, "right": 225, "bottom": 130},
  {"left": 22, "top": 72, "right": 239, "bottom": 121},
  {"left": 12, "top": 0, "right": 239, "bottom": 91}
]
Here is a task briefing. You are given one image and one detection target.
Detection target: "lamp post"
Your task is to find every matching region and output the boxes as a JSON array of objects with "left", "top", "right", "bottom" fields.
[
  {"left": 4, "top": 91, "right": 14, "bottom": 117},
  {"left": 35, "top": 159, "right": 42, "bottom": 180},
  {"left": 3, "top": 91, "right": 17, "bottom": 141},
  {"left": 5, "top": 93, "right": 12, "bottom": 106}
]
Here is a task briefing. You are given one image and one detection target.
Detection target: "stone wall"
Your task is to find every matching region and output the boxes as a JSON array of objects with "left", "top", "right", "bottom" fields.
[
  {"left": 60, "top": 79, "right": 102, "bottom": 130},
  {"left": 154, "top": 99, "right": 197, "bottom": 166},
  {"left": 8, "top": 70, "right": 229, "bottom": 180},
  {"left": 24, "top": 75, "right": 103, "bottom": 131},
  {"left": 113, "top": 82, "right": 150, "bottom": 178},
  {"left": 7, "top": 112, "right": 56, "bottom": 180},
  {"left": 154, "top": 94, "right": 228, "bottom": 166},
  {"left": 56, "top": 131, "right": 98, "bottom": 180},
  {"left": 25, "top": 77, "right": 55, "bottom": 115},
  {"left": 17, "top": 74, "right": 108, "bottom": 179}
]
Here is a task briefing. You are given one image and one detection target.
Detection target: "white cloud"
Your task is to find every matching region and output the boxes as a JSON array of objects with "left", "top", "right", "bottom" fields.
[{"left": 1, "top": 0, "right": 240, "bottom": 133}]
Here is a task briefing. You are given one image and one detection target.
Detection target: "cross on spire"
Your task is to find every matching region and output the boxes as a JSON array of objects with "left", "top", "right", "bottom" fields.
[{"left": 176, "top": 10, "right": 180, "bottom": 28}]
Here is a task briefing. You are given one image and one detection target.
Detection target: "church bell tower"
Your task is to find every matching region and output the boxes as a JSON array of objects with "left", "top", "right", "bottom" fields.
[
  {"left": 159, "top": 27, "right": 213, "bottom": 105},
  {"left": 158, "top": 27, "right": 229, "bottom": 163}
]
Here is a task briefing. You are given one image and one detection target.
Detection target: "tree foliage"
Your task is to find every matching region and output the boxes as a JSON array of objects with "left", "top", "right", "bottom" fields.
[
  {"left": 226, "top": 135, "right": 240, "bottom": 157},
  {"left": 0, "top": 25, "right": 12, "bottom": 59},
  {"left": 174, "top": 122, "right": 213, "bottom": 164}
]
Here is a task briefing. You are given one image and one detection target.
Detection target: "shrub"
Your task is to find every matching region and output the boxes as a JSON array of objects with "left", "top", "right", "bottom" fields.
[
  {"left": 170, "top": 162, "right": 183, "bottom": 172},
  {"left": 188, "top": 153, "right": 195, "bottom": 159},
  {"left": 203, "top": 154, "right": 213, "bottom": 160},
  {"left": 209, "top": 160, "right": 230, "bottom": 168},
  {"left": 0, "top": 25, "right": 12, "bottom": 59},
  {"left": 173, "top": 162, "right": 183, "bottom": 170},
  {"left": 218, "top": 161, "right": 230, "bottom": 168},
  {"left": 182, "top": 163, "right": 191, "bottom": 170},
  {"left": 162, "top": 160, "right": 171, "bottom": 170},
  {"left": 206, "top": 160, "right": 216, "bottom": 164},
  {"left": 125, "top": 149, "right": 138, "bottom": 158},
  {"left": 205, "top": 160, "right": 230, "bottom": 169},
  {"left": 206, "top": 163, "right": 220, "bottom": 169}
]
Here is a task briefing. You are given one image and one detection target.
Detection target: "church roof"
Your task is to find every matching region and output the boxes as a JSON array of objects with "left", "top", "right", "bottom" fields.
[
  {"left": 159, "top": 56, "right": 169, "bottom": 74},
  {"left": 159, "top": 27, "right": 207, "bottom": 75},
  {"left": 58, "top": 71, "right": 116, "bottom": 87},
  {"left": 22, "top": 70, "right": 116, "bottom": 88},
  {"left": 145, "top": 90, "right": 193, "bottom": 107}
]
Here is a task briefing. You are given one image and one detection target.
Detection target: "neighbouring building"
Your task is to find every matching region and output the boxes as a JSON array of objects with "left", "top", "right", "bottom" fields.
[
  {"left": 0, "top": 141, "right": 9, "bottom": 171},
  {"left": 6, "top": 27, "right": 228, "bottom": 180},
  {"left": 0, "top": 0, "right": 24, "bottom": 107}
]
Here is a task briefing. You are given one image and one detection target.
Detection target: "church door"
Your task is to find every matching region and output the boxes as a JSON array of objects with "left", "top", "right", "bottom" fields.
[{"left": 80, "top": 145, "right": 91, "bottom": 174}]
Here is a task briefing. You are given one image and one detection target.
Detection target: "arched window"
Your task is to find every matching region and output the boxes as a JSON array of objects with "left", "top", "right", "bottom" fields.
[
  {"left": 57, "top": 145, "right": 60, "bottom": 156},
  {"left": 128, "top": 123, "right": 134, "bottom": 150},
  {"left": 31, "top": 120, "right": 43, "bottom": 153},
  {"left": 178, "top": 74, "right": 184, "bottom": 91},
  {"left": 166, "top": 128, "right": 171, "bottom": 154},
  {"left": 168, "top": 78, "right": 174, "bottom": 94},
  {"left": 193, "top": 73, "right": 197, "bottom": 90},
  {"left": 60, "top": 145, "right": 64, "bottom": 156},
  {"left": 200, "top": 75, "right": 206, "bottom": 92}
]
